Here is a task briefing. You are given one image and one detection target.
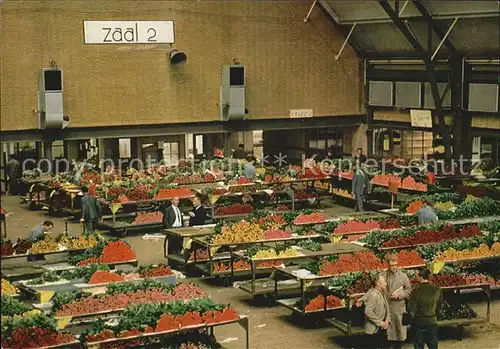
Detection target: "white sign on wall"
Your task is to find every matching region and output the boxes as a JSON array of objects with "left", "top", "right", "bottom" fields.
[
  {"left": 290, "top": 109, "right": 314, "bottom": 118},
  {"left": 410, "top": 109, "right": 433, "bottom": 128},
  {"left": 83, "top": 21, "right": 174, "bottom": 44}
]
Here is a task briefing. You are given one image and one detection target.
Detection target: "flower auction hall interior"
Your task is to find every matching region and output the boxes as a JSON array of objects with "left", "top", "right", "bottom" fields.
[{"left": 0, "top": 1, "right": 499, "bottom": 349}]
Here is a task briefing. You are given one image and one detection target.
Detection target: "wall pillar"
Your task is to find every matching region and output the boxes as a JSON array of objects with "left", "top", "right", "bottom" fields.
[
  {"left": 43, "top": 141, "right": 53, "bottom": 162},
  {"left": 65, "top": 140, "right": 79, "bottom": 162},
  {"left": 452, "top": 56, "right": 471, "bottom": 163},
  {"left": 352, "top": 124, "right": 368, "bottom": 157},
  {"left": 98, "top": 139, "right": 105, "bottom": 162}
]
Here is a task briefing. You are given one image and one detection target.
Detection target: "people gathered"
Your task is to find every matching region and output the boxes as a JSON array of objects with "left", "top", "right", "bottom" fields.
[{"left": 357, "top": 266, "right": 443, "bottom": 349}]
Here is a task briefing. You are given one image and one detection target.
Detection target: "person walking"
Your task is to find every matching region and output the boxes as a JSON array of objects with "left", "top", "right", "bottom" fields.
[
  {"left": 80, "top": 186, "right": 102, "bottom": 234},
  {"left": 409, "top": 268, "right": 443, "bottom": 349},
  {"left": 163, "top": 196, "right": 184, "bottom": 229},
  {"left": 352, "top": 161, "right": 370, "bottom": 212},
  {"left": 362, "top": 273, "right": 391, "bottom": 349},
  {"left": 6, "top": 154, "right": 20, "bottom": 195},
  {"left": 383, "top": 254, "right": 412, "bottom": 349}
]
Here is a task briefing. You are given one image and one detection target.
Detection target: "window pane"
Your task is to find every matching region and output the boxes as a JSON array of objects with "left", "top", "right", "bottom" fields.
[
  {"left": 195, "top": 135, "right": 203, "bottom": 155},
  {"left": 163, "top": 142, "right": 171, "bottom": 154},
  {"left": 119, "top": 138, "right": 131, "bottom": 158},
  {"left": 171, "top": 142, "right": 179, "bottom": 154}
]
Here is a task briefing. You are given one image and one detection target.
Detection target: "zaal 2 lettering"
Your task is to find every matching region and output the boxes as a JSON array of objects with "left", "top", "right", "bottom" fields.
[{"left": 84, "top": 21, "right": 174, "bottom": 44}]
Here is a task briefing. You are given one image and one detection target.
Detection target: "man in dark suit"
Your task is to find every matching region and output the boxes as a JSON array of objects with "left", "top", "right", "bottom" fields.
[
  {"left": 189, "top": 195, "right": 207, "bottom": 226},
  {"left": 163, "top": 196, "right": 183, "bottom": 229},
  {"left": 232, "top": 144, "right": 247, "bottom": 160},
  {"left": 352, "top": 161, "right": 370, "bottom": 212},
  {"left": 163, "top": 196, "right": 184, "bottom": 257},
  {"left": 80, "top": 186, "right": 102, "bottom": 233}
]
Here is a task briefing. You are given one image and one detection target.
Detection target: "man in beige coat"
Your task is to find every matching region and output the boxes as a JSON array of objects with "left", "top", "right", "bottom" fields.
[
  {"left": 383, "top": 254, "right": 412, "bottom": 349},
  {"left": 363, "top": 273, "right": 391, "bottom": 349}
]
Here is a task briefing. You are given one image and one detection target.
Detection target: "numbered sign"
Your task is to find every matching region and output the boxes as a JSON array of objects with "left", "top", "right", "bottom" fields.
[{"left": 84, "top": 21, "right": 174, "bottom": 44}]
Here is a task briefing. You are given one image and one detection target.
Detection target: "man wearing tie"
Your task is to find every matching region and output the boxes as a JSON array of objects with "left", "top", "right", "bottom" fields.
[
  {"left": 163, "top": 197, "right": 184, "bottom": 257},
  {"left": 163, "top": 197, "right": 184, "bottom": 229},
  {"left": 189, "top": 195, "right": 207, "bottom": 226}
]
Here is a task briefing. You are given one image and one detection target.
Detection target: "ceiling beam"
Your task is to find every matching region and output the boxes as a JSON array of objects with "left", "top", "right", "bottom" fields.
[
  {"left": 317, "top": 0, "right": 363, "bottom": 57},
  {"left": 338, "top": 12, "right": 498, "bottom": 25},
  {"left": 378, "top": 0, "right": 452, "bottom": 160},
  {"left": 412, "top": 1, "right": 456, "bottom": 56},
  {"left": 0, "top": 116, "right": 365, "bottom": 142}
]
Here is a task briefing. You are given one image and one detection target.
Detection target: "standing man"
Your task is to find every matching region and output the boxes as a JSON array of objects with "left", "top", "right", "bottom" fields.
[
  {"left": 409, "top": 268, "right": 443, "bottom": 349},
  {"left": 354, "top": 148, "right": 367, "bottom": 165},
  {"left": 163, "top": 196, "right": 184, "bottom": 229},
  {"left": 163, "top": 196, "right": 184, "bottom": 257},
  {"left": 80, "top": 186, "right": 102, "bottom": 233},
  {"left": 232, "top": 144, "right": 247, "bottom": 160},
  {"left": 73, "top": 166, "right": 85, "bottom": 185},
  {"left": 244, "top": 156, "right": 256, "bottom": 180},
  {"left": 189, "top": 195, "right": 207, "bottom": 226},
  {"left": 383, "top": 254, "right": 412, "bottom": 349},
  {"left": 352, "top": 161, "right": 370, "bottom": 212},
  {"left": 363, "top": 273, "right": 391, "bottom": 349},
  {"left": 6, "top": 154, "right": 20, "bottom": 195}
]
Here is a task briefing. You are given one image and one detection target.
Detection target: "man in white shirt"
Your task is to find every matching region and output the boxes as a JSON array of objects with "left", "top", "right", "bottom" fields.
[{"left": 163, "top": 196, "right": 183, "bottom": 229}]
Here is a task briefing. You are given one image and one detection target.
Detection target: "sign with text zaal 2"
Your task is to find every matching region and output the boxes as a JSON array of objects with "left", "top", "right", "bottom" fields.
[
  {"left": 290, "top": 109, "right": 314, "bottom": 118},
  {"left": 84, "top": 21, "right": 174, "bottom": 44}
]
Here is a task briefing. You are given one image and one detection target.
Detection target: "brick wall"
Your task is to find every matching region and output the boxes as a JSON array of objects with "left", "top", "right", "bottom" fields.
[{"left": 0, "top": 0, "right": 363, "bottom": 131}]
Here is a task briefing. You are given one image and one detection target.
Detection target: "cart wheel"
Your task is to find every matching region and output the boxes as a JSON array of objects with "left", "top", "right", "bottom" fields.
[
  {"left": 120, "top": 230, "right": 127, "bottom": 237},
  {"left": 457, "top": 325, "right": 464, "bottom": 341},
  {"left": 265, "top": 294, "right": 275, "bottom": 307},
  {"left": 254, "top": 294, "right": 265, "bottom": 304},
  {"left": 291, "top": 310, "right": 303, "bottom": 323}
]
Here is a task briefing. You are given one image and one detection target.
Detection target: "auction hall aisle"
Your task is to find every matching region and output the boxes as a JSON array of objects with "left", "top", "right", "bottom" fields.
[{"left": 1, "top": 195, "right": 499, "bottom": 349}]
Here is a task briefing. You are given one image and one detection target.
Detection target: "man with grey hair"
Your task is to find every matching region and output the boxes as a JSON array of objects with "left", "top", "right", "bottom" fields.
[
  {"left": 359, "top": 272, "right": 391, "bottom": 348},
  {"left": 163, "top": 196, "right": 183, "bottom": 229}
]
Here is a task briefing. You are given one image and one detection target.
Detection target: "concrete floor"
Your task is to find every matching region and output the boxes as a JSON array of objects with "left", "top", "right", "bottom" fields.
[{"left": 1, "top": 195, "right": 499, "bottom": 349}]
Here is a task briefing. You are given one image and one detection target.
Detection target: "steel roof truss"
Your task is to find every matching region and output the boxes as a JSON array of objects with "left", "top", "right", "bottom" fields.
[
  {"left": 378, "top": 0, "right": 452, "bottom": 160},
  {"left": 304, "top": 0, "right": 318, "bottom": 23},
  {"left": 431, "top": 17, "right": 459, "bottom": 61},
  {"left": 412, "top": 1, "right": 457, "bottom": 57},
  {"left": 335, "top": 23, "right": 357, "bottom": 60}
]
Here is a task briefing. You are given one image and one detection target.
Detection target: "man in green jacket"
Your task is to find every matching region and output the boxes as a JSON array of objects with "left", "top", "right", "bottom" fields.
[{"left": 409, "top": 268, "right": 443, "bottom": 349}]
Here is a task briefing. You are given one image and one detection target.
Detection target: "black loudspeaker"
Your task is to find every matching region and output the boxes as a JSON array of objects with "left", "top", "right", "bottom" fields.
[
  {"left": 230, "top": 66, "right": 244, "bottom": 86},
  {"left": 44, "top": 70, "right": 62, "bottom": 91}
]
